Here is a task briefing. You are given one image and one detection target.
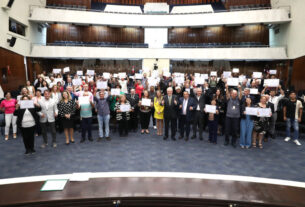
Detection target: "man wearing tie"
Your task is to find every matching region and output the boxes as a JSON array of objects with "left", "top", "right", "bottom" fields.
[
  {"left": 192, "top": 88, "right": 205, "bottom": 140},
  {"left": 162, "top": 87, "right": 178, "bottom": 140},
  {"left": 179, "top": 91, "right": 195, "bottom": 141},
  {"left": 126, "top": 89, "right": 139, "bottom": 132}
]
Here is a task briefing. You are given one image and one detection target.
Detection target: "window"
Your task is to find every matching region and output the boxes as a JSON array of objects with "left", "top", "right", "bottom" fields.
[{"left": 9, "top": 18, "right": 26, "bottom": 36}]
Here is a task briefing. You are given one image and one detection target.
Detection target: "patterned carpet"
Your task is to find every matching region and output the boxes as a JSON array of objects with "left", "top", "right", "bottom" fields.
[{"left": 0, "top": 124, "right": 305, "bottom": 182}]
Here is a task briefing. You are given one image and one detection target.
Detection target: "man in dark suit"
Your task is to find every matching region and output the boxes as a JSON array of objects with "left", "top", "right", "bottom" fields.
[
  {"left": 162, "top": 87, "right": 179, "bottom": 140},
  {"left": 126, "top": 89, "right": 139, "bottom": 132},
  {"left": 192, "top": 87, "right": 205, "bottom": 140},
  {"left": 178, "top": 91, "right": 195, "bottom": 141}
]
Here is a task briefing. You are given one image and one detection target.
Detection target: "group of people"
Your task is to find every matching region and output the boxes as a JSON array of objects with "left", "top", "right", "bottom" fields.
[{"left": 0, "top": 68, "right": 303, "bottom": 155}]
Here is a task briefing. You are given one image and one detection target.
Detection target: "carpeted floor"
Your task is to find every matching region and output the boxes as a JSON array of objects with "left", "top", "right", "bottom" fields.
[{"left": 0, "top": 125, "right": 305, "bottom": 182}]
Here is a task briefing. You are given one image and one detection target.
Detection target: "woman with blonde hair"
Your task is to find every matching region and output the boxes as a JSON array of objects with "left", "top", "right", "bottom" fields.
[
  {"left": 58, "top": 91, "right": 77, "bottom": 144},
  {"left": 154, "top": 90, "right": 164, "bottom": 136},
  {"left": 50, "top": 84, "right": 61, "bottom": 104}
]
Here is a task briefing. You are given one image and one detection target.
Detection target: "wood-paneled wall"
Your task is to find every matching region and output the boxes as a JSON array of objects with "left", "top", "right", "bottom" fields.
[
  {"left": 225, "top": 0, "right": 270, "bottom": 8},
  {"left": 47, "top": 24, "right": 144, "bottom": 43},
  {"left": 291, "top": 56, "right": 305, "bottom": 91},
  {"left": 92, "top": 0, "right": 220, "bottom": 5},
  {"left": 0, "top": 48, "right": 27, "bottom": 92},
  {"left": 47, "top": 0, "right": 91, "bottom": 9},
  {"left": 168, "top": 25, "right": 269, "bottom": 44}
]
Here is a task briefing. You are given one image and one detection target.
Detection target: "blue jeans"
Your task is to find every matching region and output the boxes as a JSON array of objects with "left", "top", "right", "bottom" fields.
[
  {"left": 286, "top": 118, "right": 299, "bottom": 140},
  {"left": 98, "top": 114, "right": 110, "bottom": 138},
  {"left": 240, "top": 116, "right": 253, "bottom": 147}
]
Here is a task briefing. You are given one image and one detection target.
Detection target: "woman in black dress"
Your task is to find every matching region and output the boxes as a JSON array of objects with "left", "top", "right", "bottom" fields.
[{"left": 58, "top": 91, "right": 77, "bottom": 145}]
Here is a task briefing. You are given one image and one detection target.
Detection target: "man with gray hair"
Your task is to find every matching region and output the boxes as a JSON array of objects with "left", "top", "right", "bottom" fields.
[
  {"left": 224, "top": 83, "right": 242, "bottom": 148},
  {"left": 162, "top": 87, "right": 179, "bottom": 140}
]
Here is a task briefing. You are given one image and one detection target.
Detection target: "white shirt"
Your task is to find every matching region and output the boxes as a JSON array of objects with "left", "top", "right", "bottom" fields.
[
  {"left": 269, "top": 94, "right": 284, "bottom": 112},
  {"left": 22, "top": 109, "right": 35, "bottom": 128},
  {"left": 196, "top": 96, "right": 200, "bottom": 111},
  {"left": 183, "top": 99, "right": 188, "bottom": 115}
]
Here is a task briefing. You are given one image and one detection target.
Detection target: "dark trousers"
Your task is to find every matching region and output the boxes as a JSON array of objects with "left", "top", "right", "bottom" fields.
[
  {"left": 225, "top": 117, "right": 239, "bottom": 144},
  {"left": 164, "top": 117, "right": 177, "bottom": 138},
  {"left": 193, "top": 111, "right": 204, "bottom": 138},
  {"left": 21, "top": 126, "right": 35, "bottom": 152},
  {"left": 208, "top": 120, "right": 218, "bottom": 143},
  {"left": 40, "top": 121, "right": 56, "bottom": 144},
  {"left": 151, "top": 107, "right": 156, "bottom": 126},
  {"left": 179, "top": 115, "right": 191, "bottom": 138},
  {"left": 140, "top": 111, "right": 151, "bottom": 129},
  {"left": 118, "top": 119, "right": 129, "bottom": 136},
  {"left": 81, "top": 117, "right": 92, "bottom": 139},
  {"left": 129, "top": 109, "right": 138, "bottom": 130}
]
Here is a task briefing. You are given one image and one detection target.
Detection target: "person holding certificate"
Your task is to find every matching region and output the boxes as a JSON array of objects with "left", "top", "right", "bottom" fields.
[
  {"left": 14, "top": 95, "right": 41, "bottom": 155},
  {"left": 76, "top": 85, "right": 95, "bottom": 143},
  {"left": 240, "top": 98, "right": 255, "bottom": 149},
  {"left": 139, "top": 90, "right": 153, "bottom": 134},
  {"left": 115, "top": 95, "right": 131, "bottom": 137},
  {"left": 126, "top": 89, "right": 139, "bottom": 132},
  {"left": 205, "top": 98, "right": 219, "bottom": 144},
  {"left": 154, "top": 90, "right": 164, "bottom": 136},
  {"left": 94, "top": 91, "right": 111, "bottom": 141},
  {"left": 252, "top": 96, "right": 271, "bottom": 149}
]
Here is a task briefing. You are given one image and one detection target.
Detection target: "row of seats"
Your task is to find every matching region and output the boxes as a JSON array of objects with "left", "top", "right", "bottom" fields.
[
  {"left": 229, "top": 4, "right": 270, "bottom": 10},
  {"left": 164, "top": 42, "right": 267, "bottom": 48},
  {"left": 47, "top": 4, "right": 87, "bottom": 10},
  {"left": 48, "top": 41, "right": 149, "bottom": 48}
]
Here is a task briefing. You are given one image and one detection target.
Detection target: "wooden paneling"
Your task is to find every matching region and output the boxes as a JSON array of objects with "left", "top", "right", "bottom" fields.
[
  {"left": 47, "top": 0, "right": 91, "bottom": 9},
  {"left": 47, "top": 24, "right": 144, "bottom": 43},
  {"left": 0, "top": 48, "right": 26, "bottom": 92},
  {"left": 291, "top": 56, "right": 305, "bottom": 91},
  {"left": 225, "top": 0, "right": 270, "bottom": 9},
  {"left": 168, "top": 25, "right": 269, "bottom": 44}
]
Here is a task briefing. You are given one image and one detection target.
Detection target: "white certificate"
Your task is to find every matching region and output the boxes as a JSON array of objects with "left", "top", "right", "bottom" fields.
[
  {"left": 185, "top": 88, "right": 191, "bottom": 94},
  {"left": 54, "top": 78, "right": 62, "bottom": 84},
  {"left": 53, "top": 69, "right": 61, "bottom": 74},
  {"left": 245, "top": 107, "right": 258, "bottom": 116},
  {"left": 250, "top": 88, "right": 258, "bottom": 95},
  {"left": 205, "top": 105, "right": 216, "bottom": 114},
  {"left": 195, "top": 77, "right": 205, "bottom": 86},
  {"left": 239, "top": 75, "right": 246, "bottom": 83},
  {"left": 86, "top": 70, "right": 95, "bottom": 76},
  {"left": 20, "top": 100, "right": 34, "bottom": 109},
  {"left": 113, "top": 73, "right": 118, "bottom": 78},
  {"left": 135, "top": 73, "right": 143, "bottom": 79},
  {"left": 77, "top": 71, "right": 83, "bottom": 76},
  {"left": 141, "top": 98, "right": 151, "bottom": 107},
  {"left": 223, "top": 71, "right": 232, "bottom": 78},
  {"left": 78, "top": 96, "right": 90, "bottom": 105},
  {"left": 163, "top": 72, "right": 171, "bottom": 77},
  {"left": 210, "top": 71, "right": 217, "bottom": 76},
  {"left": 63, "top": 67, "right": 70, "bottom": 73},
  {"left": 103, "top": 72, "right": 110, "bottom": 79},
  {"left": 201, "top": 74, "right": 209, "bottom": 79},
  {"left": 148, "top": 78, "right": 157, "bottom": 87},
  {"left": 96, "top": 81, "right": 108, "bottom": 89},
  {"left": 227, "top": 78, "right": 239, "bottom": 86},
  {"left": 152, "top": 70, "right": 159, "bottom": 78},
  {"left": 111, "top": 88, "right": 121, "bottom": 96},
  {"left": 72, "top": 78, "right": 82, "bottom": 86},
  {"left": 232, "top": 68, "right": 240, "bottom": 73},
  {"left": 120, "top": 104, "right": 131, "bottom": 112},
  {"left": 269, "top": 70, "right": 277, "bottom": 75},
  {"left": 265, "top": 79, "right": 280, "bottom": 87},
  {"left": 118, "top": 72, "right": 126, "bottom": 79},
  {"left": 253, "top": 72, "right": 262, "bottom": 79},
  {"left": 174, "top": 77, "right": 184, "bottom": 85},
  {"left": 194, "top": 73, "right": 200, "bottom": 77},
  {"left": 257, "top": 108, "right": 271, "bottom": 117}
]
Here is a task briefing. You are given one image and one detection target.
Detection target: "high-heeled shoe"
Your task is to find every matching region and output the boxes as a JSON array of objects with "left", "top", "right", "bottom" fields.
[{"left": 252, "top": 143, "right": 256, "bottom": 148}]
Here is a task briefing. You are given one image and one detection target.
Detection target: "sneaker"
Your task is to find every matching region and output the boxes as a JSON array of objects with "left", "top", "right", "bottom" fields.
[
  {"left": 5, "top": 136, "right": 9, "bottom": 141},
  {"left": 153, "top": 126, "right": 157, "bottom": 129},
  {"left": 294, "top": 140, "right": 302, "bottom": 146},
  {"left": 284, "top": 137, "right": 291, "bottom": 142},
  {"left": 13, "top": 133, "right": 17, "bottom": 139},
  {"left": 53, "top": 143, "right": 57, "bottom": 148}
]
